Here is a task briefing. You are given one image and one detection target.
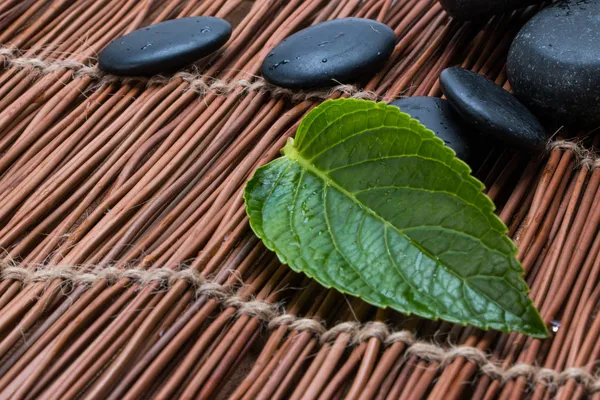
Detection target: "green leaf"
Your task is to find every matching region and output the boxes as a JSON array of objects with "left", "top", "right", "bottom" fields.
[{"left": 244, "top": 99, "right": 547, "bottom": 338}]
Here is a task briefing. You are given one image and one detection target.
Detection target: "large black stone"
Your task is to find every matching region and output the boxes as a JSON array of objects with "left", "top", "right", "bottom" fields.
[
  {"left": 439, "top": 0, "right": 542, "bottom": 21},
  {"left": 390, "top": 96, "right": 471, "bottom": 161},
  {"left": 440, "top": 67, "right": 546, "bottom": 153},
  {"left": 99, "top": 17, "right": 232, "bottom": 76},
  {"left": 508, "top": 0, "right": 600, "bottom": 126},
  {"left": 261, "top": 18, "right": 395, "bottom": 89}
]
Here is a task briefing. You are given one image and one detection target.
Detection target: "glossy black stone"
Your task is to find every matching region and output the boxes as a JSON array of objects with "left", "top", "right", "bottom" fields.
[
  {"left": 261, "top": 18, "right": 395, "bottom": 89},
  {"left": 439, "top": 67, "right": 546, "bottom": 153},
  {"left": 99, "top": 17, "right": 231, "bottom": 76},
  {"left": 439, "top": 0, "right": 542, "bottom": 21},
  {"left": 390, "top": 97, "right": 471, "bottom": 161},
  {"left": 508, "top": 0, "right": 600, "bottom": 126}
]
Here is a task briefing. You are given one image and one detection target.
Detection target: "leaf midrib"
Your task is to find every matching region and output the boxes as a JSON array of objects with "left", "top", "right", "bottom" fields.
[{"left": 284, "top": 143, "right": 526, "bottom": 325}]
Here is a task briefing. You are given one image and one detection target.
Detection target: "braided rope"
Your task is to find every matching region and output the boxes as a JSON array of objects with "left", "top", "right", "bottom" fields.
[
  {"left": 0, "top": 49, "right": 379, "bottom": 101},
  {"left": 1, "top": 50, "right": 598, "bottom": 165},
  {"left": 548, "top": 139, "right": 600, "bottom": 169},
  {"left": 1, "top": 263, "right": 599, "bottom": 392}
]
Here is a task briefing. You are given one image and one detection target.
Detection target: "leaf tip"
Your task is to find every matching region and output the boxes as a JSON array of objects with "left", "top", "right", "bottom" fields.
[{"left": 528, "top": 316, "right": 550, "bottom": 339}]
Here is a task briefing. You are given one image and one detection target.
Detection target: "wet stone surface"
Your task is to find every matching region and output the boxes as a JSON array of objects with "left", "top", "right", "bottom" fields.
[
  {"left": 390, "top": 96, "right": 472, "bottom": 161},
  {"left": 508, "top": 0, "right": 600, "bottom": 126},
  {"left": 440, "top": 67, "right": 546, "bottom": 153},
  {"left": 261, "top": 18, "right": 396, "bottom": 89},
  {"left": 99, "top": 17, "right": 232, "bottom": 76}
]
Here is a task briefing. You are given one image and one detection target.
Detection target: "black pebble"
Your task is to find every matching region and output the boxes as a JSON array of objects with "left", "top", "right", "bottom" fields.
[
  {"left": 390, "top": 96, "right": 471, "bottom": 161},
  {"left": 439, "top": 0, "right": 542, "bottom": 21},
  {"left": 99, "top": 17, "right": 232, "bottom": 76},
  {"left": 508, "top": 0, "right": 600, "bottom": 126},
  {"left": 439, "top": 67, "right": 546, "bottom": 153},
  {"left": 261, "top": 18, "right": 395, "bottom": 89}
]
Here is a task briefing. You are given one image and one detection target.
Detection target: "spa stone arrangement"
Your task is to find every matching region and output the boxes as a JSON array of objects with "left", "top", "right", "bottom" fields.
[
  {"left": 95, "top": 0, "right": 598, "bottom": 341},
  {"left": 98, "top": 0, "right": 594, "bottom": 163}
]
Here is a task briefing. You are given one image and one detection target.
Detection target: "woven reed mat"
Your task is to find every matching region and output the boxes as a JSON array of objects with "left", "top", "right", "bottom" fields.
[{"left": 1, "top": 1, "right": 600, "bottom": 399}]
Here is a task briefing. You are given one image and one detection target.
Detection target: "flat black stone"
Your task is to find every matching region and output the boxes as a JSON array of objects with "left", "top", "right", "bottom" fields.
[
  {"left": 439, "top": 67, "right": 546, "bottom": 153},
  {"left": 390, "top": 97, "right": 471, "bottom": 161},
  {"left": 439, "top": 0, "right": 541, "bottom": 21},
  {"left": 508, "top": 0, "right": 600, "bottom": 126},
  {"left": 99, "top": 17, "right": 231, "bottom": 76},
  {"left": 261, "top": 18, "right": 395, "bottom": 89}
]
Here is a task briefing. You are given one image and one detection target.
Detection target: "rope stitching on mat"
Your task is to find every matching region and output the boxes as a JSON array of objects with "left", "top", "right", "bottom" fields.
[
  {"left": 0, "top": 49, "right": 380, "bottom": 101},
  {"left": 1, "top": 262, "right": 599, "bottom": 392},
  {"left": 2, "top": 50, "right": 600, "bottom": 163},
  {"left": 548, "top": 140, "right": 600, "bottom": 169}
]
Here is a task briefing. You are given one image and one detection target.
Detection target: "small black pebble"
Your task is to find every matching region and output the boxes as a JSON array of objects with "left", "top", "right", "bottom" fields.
[
  {"left": 99, "top": 17, "right": 232, "bottom": 76},
  {"left": 439, "top": 67, "right": 546, "bottom": 153},
  {"left": 261, "top": 18, "right": 395, "bottom": 89},
  {"left": 390, "top": 96, "right": 472, "bottom": 161}
]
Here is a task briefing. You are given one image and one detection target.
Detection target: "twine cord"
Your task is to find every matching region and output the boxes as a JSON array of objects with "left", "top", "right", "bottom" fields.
[
  {"left": 1, "top": 263, "right": 600, "bottom": 392},
  {"left": 548, "top": 139, "right": 600, "bottom": 169},
  {"left": 0, "top": 49, "right": 380, "bottom": 101},
  {"left": 2, "top": 51, "right": 599, "bottom": 164}
]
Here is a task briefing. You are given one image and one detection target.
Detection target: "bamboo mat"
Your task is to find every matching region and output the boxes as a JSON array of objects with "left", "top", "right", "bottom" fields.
[{"left": 0, "top": 0, "right": 599, "bottom": 399}]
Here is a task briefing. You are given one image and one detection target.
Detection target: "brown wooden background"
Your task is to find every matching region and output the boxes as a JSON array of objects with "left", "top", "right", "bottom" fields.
[{"left": 0, "top": 1, "right": 598, "bottom": 399}]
